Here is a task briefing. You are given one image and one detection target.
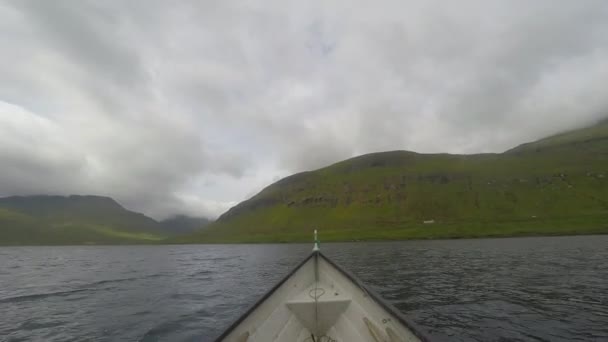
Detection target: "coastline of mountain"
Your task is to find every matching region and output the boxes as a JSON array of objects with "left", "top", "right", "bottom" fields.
[
  {"left": 0, "top": 195, "right": 209, "bottom": 245},
  {"left": 176, "top": 119, "right": 608, "bottom": 243}
]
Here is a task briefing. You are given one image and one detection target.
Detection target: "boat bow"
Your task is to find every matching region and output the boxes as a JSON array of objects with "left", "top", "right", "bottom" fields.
[{"left": 215, "top": 235, "right": 430, "bottom": 342}]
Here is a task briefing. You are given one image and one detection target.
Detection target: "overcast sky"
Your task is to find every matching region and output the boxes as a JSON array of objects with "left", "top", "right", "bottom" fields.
[{"left": 1, "top": 0, "right": 607, "bottom": 219}]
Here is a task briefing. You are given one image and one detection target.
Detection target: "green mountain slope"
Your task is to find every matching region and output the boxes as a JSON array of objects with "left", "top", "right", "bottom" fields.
[
  {"left": 0, "top": 195, "right": 166, "bottom": 245},
  {"left": 179, "top": 120, "right": 608, "bottom": 243}
]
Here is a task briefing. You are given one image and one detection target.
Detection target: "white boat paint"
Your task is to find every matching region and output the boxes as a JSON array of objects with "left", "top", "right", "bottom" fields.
[{"left": 216, "top": 251, "right": 429, "bottom": 342}]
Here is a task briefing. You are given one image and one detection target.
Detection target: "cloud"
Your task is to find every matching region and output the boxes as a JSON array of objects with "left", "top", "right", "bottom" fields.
[
  {"left": 0, "top": 102, "right": 86, "bottom": 195},
  {"left": 1, "top": 0, "right": 608, "bottom": 219}
]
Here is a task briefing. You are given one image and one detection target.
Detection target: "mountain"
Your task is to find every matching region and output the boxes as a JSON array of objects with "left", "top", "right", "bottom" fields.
[
  {"left": 160, "top": 215, "right": 211, "bottom": 234},
  {"left": 178, "top": 119, "right": 608, "bottom": 243},
  {"left": 0, "top": 195, "right": 166, "bottom": 245}
]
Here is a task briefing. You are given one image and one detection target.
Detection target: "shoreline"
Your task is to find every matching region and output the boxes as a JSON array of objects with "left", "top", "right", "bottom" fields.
[{"left": 2, "top": 230, "right": 607, "bottom": 247}]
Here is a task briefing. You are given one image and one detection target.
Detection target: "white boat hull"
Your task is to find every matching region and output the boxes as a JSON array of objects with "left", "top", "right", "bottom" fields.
[{"left": 216, "top": 252, "right": 429, "bottom": 342}]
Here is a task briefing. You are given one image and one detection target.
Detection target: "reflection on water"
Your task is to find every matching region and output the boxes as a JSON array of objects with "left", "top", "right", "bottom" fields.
[{"left": 1, "top": 235, "right": 607, "bottom": 341}]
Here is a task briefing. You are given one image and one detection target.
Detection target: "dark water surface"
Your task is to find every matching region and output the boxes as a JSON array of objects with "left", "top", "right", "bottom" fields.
[{"left": 1, "top": 235, "right": 607, "bottom": 341}]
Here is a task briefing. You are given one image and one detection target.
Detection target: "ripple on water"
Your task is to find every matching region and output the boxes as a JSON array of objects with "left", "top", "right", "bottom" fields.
[{"left": 0, "top": 236, "right": 607, "bottom": 342}]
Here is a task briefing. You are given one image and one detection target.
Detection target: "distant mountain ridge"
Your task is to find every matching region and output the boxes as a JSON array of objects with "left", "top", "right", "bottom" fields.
[
  {"left": 506, "top": 118, "right": 608, "bottom": 154},
  {"left": 160, "top": 215, "right": 211, "bottom": 234},
  {"left": 0, "top": 195, "right": 210, "bottom": 245},
  {"left": 0, "top": 195, "right": 159, "bottom": 231},
  {"left": 4, "top": 120, "right": 608, "bottom": 245},
  {"left": 178, "top": 119, "right": 608, "bottom": 243}
]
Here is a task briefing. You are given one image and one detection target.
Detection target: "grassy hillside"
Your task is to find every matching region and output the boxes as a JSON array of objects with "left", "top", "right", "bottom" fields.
[
  {"left": 177, "top": 120, "right": 608, "bottom": 243},
  {"left": 0, "top": 195, "right": 167, "bottom": 245}
]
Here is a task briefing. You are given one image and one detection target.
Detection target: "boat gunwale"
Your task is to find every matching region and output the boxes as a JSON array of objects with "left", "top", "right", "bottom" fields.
[
  {"left": 214, "top": 252, "right": 316, "bottom": 341},
  {"left": 214, "top": 251, "right": 432, "bottom": 342},
  {"left": 318, "top": 251, "right": 432, "bottom": 342}
]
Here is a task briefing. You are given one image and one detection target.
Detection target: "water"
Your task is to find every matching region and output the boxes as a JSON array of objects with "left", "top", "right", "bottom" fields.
[{"left": 1, "top": 236, "right": 607, "bottom": 342}]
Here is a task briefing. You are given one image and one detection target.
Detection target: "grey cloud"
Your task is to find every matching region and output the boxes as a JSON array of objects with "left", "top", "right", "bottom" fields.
[
  {"left": 1, "top": 0, "right": 608, "bottom": 219},
  {"left": 9, "top": 0, "right": 146, "bottom": 87},
  {"left": 0, "top": 104, "right": 87, "bottom": 195}
]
